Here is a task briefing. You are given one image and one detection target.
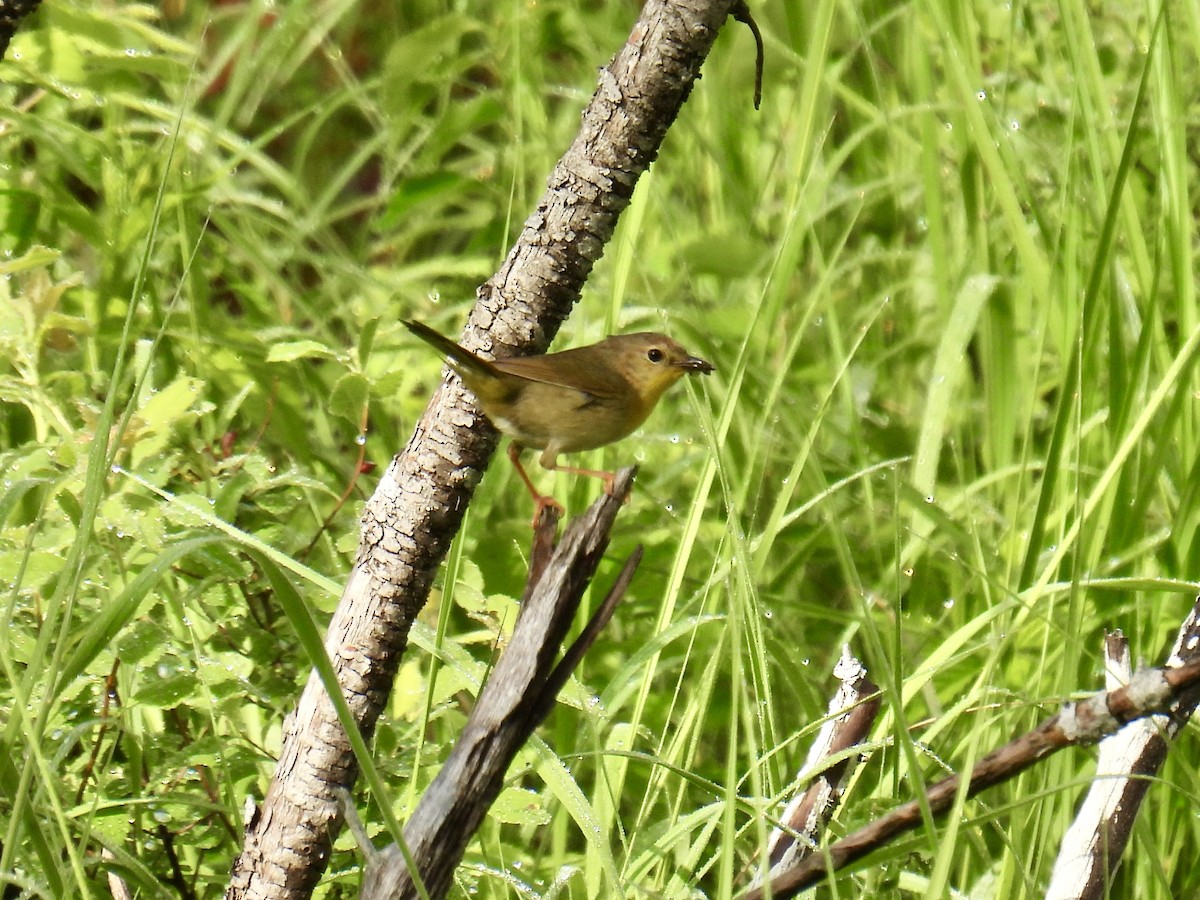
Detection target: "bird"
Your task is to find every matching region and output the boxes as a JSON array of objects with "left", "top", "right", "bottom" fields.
[{"left": 404, "top": 319, "right": 714, "bottom": 522}]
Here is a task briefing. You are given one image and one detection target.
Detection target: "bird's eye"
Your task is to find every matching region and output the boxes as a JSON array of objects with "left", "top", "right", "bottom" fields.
[{"left": 647, "top": 348, "right": 665, "bottom": 363}]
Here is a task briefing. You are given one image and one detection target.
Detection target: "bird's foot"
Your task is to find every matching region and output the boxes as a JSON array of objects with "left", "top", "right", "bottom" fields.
[
  {"left": 530, "top": 493, "right": 565, "bottom": 530},
  {"left": 598, "top": 471, "right": 631, "bottom": 505}
]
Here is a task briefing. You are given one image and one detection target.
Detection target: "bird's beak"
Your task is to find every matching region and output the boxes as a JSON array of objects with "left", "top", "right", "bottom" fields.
[{"left": 677, "top": 355, "right": 715, "bottom": 375}]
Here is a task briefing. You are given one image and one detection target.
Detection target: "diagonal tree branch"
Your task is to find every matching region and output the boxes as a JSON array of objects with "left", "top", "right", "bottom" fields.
[
  {"left": 359, "top": 469, "right": 642, "bottom": 899},
  {"left": 226, "top": 2, "right": 741, "bottom": 897}
]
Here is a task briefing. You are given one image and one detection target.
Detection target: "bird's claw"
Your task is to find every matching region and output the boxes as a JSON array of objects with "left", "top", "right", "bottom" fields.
[{"left": 530, "top": 494, "right": 565, "bottom": 530}]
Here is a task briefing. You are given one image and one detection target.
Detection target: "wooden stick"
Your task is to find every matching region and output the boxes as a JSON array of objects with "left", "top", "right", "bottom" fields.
[
  {"left": 742, "top": 655, "right": 1200, "bottom": 900},
  {"left": 360, "top": 470, "right": 640, "bottom": 899}
]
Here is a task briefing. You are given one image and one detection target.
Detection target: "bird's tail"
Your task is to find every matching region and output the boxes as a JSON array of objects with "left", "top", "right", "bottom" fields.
[{"left": 403, "top": 320, "right": 501, "bottom": 381}]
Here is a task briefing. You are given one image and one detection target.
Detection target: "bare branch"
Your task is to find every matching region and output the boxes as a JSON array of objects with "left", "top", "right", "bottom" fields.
[
  {"left": 360, "top": 470, "right": 641, "bottom": 899},
  {"left": 1047, "top": 600, "right": 1200, "bottom": 899},
  {"left": 750, "top": 648, "right": 880, "bottom": 888},
  {"left": 742, "top": 656, "right": 1200, "bottom": 900}
]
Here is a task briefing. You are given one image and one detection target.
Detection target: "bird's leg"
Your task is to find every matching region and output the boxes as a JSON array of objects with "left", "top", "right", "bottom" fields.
[
  {"left": 508, "top": 443, "right": 564, "bottom": 526},
  {"left": 538, "top": 450, "right": 628, "bottom": 504},
  {"left": 547, "top": 463, "right": 617, "bottom": 496}
]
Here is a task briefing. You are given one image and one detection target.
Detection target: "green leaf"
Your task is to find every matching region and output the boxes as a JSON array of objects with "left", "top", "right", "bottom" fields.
[
  {"left": 329, "top": 372, "right": 370, "bottom": 423},
  {"left": 58, "top": 536, "right": 226, "bottom": 689},
  {"left": 133, "top": 670, "right": 199, "bottom": 708},
  {"left": 0, "top": 190, "right": 41, "bottom": 254},
  {"left": 0, "top": 245, "right": 61, "bottom": 276},
  {"left": 358, "top": 317, "right": 380, "bottom": 364},
  {"left": 490, "top": 787, "right": 551, "bottom": 826},
  {"left": 265, "top": 340, "right": 338, "bottom": 363}
]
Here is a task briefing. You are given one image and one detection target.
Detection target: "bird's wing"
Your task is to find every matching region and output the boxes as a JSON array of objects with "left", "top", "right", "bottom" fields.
[{"left": 492, "top": 348, "right": 628, "bottom": 401}]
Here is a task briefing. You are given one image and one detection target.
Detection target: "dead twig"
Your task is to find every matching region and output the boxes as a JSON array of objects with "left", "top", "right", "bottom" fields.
[
  {"left": 751, "top": 647, "right": 880, "bottom": 887},
  {"left": 743, "top": 655, "right": 1200, "bottom": 900},
  {"left": 358, "top": 469, "right": 641, "bottom": 899},
  {"left": 1046, "top": 599, "right": 1200, "bottom": 899}
]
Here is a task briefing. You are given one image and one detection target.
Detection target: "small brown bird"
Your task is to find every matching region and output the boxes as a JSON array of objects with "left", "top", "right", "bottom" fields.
[{"left": 404, "top": 319, "right": 714, "bottom": 521}]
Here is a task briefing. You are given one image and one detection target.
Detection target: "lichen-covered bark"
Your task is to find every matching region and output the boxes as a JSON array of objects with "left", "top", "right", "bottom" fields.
[{"left": 226, "top": 2, "right": 739, "bottom": 897}]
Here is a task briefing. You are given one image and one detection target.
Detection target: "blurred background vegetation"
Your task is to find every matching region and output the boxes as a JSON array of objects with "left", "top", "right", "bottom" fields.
[{"left": 2, "top": 0, "right": 1199, "bottom": 897}]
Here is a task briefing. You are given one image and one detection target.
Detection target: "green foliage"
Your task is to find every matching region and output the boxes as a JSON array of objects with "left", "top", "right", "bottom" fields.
[{"left": 3, "top": 0, "right": 1200, "bottom": 897}]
